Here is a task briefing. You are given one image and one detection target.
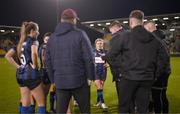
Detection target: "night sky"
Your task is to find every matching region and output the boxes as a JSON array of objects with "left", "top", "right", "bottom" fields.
[{"left": 1, "top": 0, "right": 180, "bottom": 36}]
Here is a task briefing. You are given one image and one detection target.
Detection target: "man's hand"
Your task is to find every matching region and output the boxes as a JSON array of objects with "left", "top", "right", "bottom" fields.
[{"left": 87, "top": 79, "right": 93, "bottom": 86}]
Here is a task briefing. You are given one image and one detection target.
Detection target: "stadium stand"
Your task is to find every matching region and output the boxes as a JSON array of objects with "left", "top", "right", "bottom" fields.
[
  {"left": 82, "top": 13, "right": 180, "bottom": 54},
  {"left": 0, "top": 25, "right": 19, "bottom": 56},
  {"left": 0, "top": 13, "right": 180, "bottom": 56}
]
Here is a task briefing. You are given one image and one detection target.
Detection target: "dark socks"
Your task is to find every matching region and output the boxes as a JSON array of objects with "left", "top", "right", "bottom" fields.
[{"left": 97, "top": 89, "right": 104, "bottom": 103}]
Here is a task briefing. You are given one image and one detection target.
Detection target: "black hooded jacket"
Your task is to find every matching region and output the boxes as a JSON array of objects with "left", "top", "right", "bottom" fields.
[
  {"left": 152, "top": 30, "right": 171, "bottom": 88},
  {"left": 103, "top": 25, "right": 165, "bottom": 81}
]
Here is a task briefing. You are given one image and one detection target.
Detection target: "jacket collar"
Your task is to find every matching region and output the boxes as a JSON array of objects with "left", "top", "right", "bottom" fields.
[{"left": 54, "top": 22, "right": 77, "bottom": 35}]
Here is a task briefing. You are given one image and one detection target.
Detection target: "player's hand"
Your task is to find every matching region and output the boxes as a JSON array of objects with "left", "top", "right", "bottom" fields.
[
  {"left": 52, "top": 83, "right": 56, "bottom": 91},
  {"left": 18, "top": 65, "right": 25, "bottom": 74},
  {"left": 17, "top": 65, "right": 21, "bottom": 69},
  {"left": 104, "top": 63, "right": 109, "bottom": 68},
  {"left": 30, "top": 63, "right": 35, "bottom": 69}
]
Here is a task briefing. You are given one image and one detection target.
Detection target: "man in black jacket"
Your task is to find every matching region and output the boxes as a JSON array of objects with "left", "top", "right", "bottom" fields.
[
  {"left": 107, "top": 21, "right": 135, "bottom": 113},
  {"left": 103, "top": 10, "right": 165, "bottom": 113},
  {"left": 144, "top": 21, "right": 171, "bottom": 114},
  {"left": 108, "top": 21, "right": 124, "bottom": 81},
  {"left": 45, "top": 8, "right": 95, "bottom": 113}
]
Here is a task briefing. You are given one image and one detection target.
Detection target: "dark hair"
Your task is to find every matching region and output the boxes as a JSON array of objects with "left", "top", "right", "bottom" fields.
[
  {"left": 43, "top": 32, "right": 51, "bottom": 40},
  {"left": 17, "top": 21, "right": 38, "bottom": 59},
  {"left": 109, "top": 20, "right": 122, "bottom": 28},
  {"left": 129, "top": 10, "right": 144, "bottom": 21}
]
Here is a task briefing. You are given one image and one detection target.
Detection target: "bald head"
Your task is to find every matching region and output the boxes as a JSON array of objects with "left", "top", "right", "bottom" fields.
[{"left": 144, "top": 21, "right": 157, "bottom": 32}]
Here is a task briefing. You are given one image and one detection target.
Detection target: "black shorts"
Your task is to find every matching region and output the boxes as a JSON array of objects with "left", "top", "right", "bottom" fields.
[
  {"left": 16, "top": 66, "right": 42, "bottom": 90},
  {"left": 95, "top": 66, "right": 107, "bottom": 81},
  {"left": 95, "top": 75, "right": 107, "bottom": 81},
  {"left": 95, "top": 70, "right": 107, "bottom": 81},
  {"left": 16, "top": 77, "right": 42, "bottom": 90},
  {"left": 42, "top": 75, "right": 51, "bottom": 85},
  {"left": 40, "top": 68, "right": 51, "bottom": 85}
]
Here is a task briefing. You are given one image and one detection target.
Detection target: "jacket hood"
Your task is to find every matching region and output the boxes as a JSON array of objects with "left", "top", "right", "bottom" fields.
[
  {"left": 153, "top": 30, "right": 166, "bottom": 40},
  {"left": 132, "top": 25, "right": 153, "bottom": 43},
  {"left": 112, "top": 29, "right": 123, "bottom": 37},
  {"left": 54, "top": 22, "right": 76, "bottom": 35}
]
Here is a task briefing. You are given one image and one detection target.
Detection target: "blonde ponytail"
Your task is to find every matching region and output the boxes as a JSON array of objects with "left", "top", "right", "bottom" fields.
[{"left": 17, "top": 22, "right": 27, "bottom": 60}]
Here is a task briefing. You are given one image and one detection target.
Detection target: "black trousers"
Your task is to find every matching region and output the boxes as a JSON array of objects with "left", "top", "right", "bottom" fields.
[
  {"left": 116, "top": 81, "right": 135, "bottom": 113},
  {"left": 56, "top": 83, "right": 90, "bottom": 113},
  {"left": 151, "top": 88, "right": 169, "bottom": 114},
  {"left": 117, "top": 77, "right": 152, "bottom": 113}
]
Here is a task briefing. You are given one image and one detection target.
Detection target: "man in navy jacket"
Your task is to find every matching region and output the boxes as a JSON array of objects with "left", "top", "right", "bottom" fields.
[{"left": 45, "top": 8, "right": 95, "bottom": 113}]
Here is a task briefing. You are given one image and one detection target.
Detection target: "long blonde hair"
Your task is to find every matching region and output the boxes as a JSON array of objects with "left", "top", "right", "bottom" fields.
[{"left": 17, "top": 21, "right": 38, "bottom": 59}]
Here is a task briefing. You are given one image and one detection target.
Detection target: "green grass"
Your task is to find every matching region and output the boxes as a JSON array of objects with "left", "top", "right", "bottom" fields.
[{"left": 0, "top": 57, "right": 180, "bottom": 113}]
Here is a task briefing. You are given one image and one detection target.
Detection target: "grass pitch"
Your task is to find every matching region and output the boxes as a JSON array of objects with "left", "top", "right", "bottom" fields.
[{"left": 0, "top": 57, "right": 180, "bottom": 113}]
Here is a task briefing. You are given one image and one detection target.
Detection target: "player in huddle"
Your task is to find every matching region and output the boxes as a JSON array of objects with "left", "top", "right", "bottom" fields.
[{"left": 94, "top": 38, "right": 108, "bottom": 110}]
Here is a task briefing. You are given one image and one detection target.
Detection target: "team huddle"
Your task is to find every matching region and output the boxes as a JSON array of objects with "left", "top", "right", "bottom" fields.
[{"left": 5, "top": 8, "right": 170, "bottom": 114}]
